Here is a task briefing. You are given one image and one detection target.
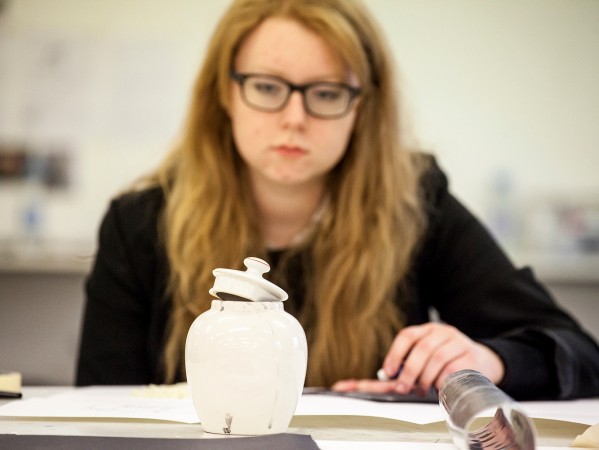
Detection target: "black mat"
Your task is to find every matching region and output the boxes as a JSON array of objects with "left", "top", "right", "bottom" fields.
[{"left": 0, "top": 433, "right": 321, "bottom": 449}]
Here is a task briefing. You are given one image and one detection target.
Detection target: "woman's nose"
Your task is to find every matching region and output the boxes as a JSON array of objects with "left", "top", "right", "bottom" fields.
[{"left": 280, "top": 91, "right": 308, "bottom": 127}]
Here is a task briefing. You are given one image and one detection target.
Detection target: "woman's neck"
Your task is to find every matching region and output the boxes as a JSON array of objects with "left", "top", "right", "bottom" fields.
[{"left": 250, "top": 177, "right": 326, "bottom": 250}]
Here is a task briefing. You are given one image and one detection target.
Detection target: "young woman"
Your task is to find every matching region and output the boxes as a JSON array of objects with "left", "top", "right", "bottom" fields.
[{"left": 76, "top": 0, "right": 599, "bottom": 400}]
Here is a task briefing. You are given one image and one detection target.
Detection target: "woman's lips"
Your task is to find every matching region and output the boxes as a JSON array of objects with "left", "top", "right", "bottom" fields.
[{"left": 273, "top": 145, "right": 307, "bottom": 157}]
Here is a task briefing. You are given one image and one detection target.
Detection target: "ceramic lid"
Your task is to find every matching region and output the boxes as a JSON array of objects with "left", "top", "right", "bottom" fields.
[{"left": 209, "top": 257, "right": 288, "bottom": 302}]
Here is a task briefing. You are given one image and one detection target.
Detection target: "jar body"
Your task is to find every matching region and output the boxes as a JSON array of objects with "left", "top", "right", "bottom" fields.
[{"left": 185, "top": 300, "right": 308, "bottom": 435}]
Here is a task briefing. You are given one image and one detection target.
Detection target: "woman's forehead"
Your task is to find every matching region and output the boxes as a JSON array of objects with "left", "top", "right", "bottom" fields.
[{"left": 234, "top": 17, "right": 350, "bottom": 83}]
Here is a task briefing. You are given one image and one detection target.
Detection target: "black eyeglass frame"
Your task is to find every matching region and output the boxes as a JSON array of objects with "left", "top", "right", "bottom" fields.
[{"left": 230, "top": 71, "right": 362, "bottom": 119}]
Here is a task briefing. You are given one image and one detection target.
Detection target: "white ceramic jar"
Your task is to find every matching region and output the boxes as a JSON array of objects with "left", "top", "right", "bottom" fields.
[{"left": 185, "top": 257, "right": 308, "bottom": 435}]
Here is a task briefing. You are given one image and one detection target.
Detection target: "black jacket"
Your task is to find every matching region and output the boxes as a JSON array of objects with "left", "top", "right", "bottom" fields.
[{"left": 76, "top": 159, "right": 599, "bottom": 400}]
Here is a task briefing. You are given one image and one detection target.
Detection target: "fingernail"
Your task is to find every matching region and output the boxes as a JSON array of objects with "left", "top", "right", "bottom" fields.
[
  {"left": 377, "top": 368, "right": 389, "bottom": 381},
  {"left": 395, "top": 382, "right": 408, "bottom": 394}
]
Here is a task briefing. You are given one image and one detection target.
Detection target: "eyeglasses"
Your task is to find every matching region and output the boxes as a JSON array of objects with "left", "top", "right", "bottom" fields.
[{"left": 230, "top": 71, "right": 361, "bottom": 119}]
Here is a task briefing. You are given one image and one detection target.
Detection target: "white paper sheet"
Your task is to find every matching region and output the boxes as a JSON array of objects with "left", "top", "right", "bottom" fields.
[
  {"left": 0, "top": 387, "right": 597, "bottom": 427},
  {"left": 296, "top": 394, "right": 444, "bottom": 424},
  {"left": 519, "top": 400, "right": 599, "bottom": 426},
  {"left": 0, "top": 387, "right": 443, "bottom": 424},
  {"left": 0, "top": 386, "right": 200, "bottom": 423}
]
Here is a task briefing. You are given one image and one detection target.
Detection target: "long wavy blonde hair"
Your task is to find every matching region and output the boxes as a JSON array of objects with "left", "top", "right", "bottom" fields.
[{"left": 141, "top": 0, "right": 427, "bottom": 386}]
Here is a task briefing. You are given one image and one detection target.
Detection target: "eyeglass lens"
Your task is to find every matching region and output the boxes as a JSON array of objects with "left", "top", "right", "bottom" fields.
[{"left": 238, "top": 74, "right": 358, "bottom": 118}]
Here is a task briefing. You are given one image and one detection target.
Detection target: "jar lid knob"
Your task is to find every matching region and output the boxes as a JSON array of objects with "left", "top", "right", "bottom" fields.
[
  {"left": 209, "top": 257, "right": 288, "bottom": 302},
  {"left": 244, "top": 257, "right": 270, "bottom": 277}
]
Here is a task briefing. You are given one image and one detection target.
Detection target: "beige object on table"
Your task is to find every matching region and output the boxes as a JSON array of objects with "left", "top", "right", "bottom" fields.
[
  {"left": 572, "top": 422, "right": 599, "bottom": 448},
  {"left": 0, "top": 371, "right": 21, "bottom": 393}
]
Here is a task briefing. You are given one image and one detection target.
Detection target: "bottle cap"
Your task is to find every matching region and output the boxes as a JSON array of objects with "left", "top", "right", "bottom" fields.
[{"left": 209, "top": 257, "right": 288, "bottom": 302}]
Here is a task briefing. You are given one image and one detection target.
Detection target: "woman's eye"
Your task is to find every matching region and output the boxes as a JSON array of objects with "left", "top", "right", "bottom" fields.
[
  {"left": 313, "top": 88, "right": 343, "bottom": 102},
  {"left": 253, "top": 81, "right": 282, "bottom": 96}
]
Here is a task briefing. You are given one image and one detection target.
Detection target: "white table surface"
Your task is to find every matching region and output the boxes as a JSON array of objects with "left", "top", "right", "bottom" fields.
[{"left": 0, "top": 387, "right": 596, "bottom": 449}]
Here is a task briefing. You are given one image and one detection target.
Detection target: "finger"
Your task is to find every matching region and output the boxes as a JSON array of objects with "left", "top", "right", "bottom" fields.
[
  {"left": 394, "top": 328, "right": 452, "bottom": 393},
  {"left": 382, "top": 324, "right": 432, "bottom": 379},
  {"left": 332, "top": 378, "right": 396, "bottom": 393},
  {"left": 432, "top": 342, "right": 506, "bottom": 390},
  {"left": 331, "top": 379, "right": 358, "bottom": 391},
  {"left": 353, "top": 379, "right": 396, "bottom": 393},
  {"left": 417, "top": 338, "right": 467, "bottom": 393},
  {"left": 434, "top": 353, "right": 475, "bottom": 390}
]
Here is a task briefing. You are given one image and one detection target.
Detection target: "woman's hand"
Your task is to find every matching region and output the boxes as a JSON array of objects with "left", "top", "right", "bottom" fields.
[{"left": 332, "top": 322, "right": 505, "bottom": 395}]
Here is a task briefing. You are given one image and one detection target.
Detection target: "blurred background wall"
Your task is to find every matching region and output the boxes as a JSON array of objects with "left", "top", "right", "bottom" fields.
[{"left": 0, "top": 0, "right": 598, "bottom": 385}]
